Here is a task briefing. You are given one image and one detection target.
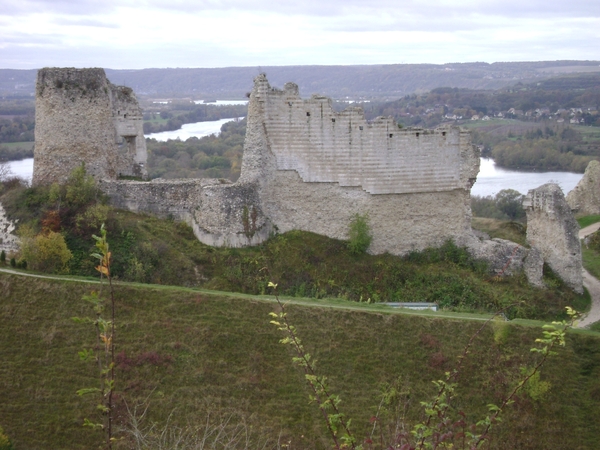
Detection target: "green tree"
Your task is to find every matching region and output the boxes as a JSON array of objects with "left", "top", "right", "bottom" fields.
[{"left": 495, "top": 189, "right": 525, "bottom": 221}]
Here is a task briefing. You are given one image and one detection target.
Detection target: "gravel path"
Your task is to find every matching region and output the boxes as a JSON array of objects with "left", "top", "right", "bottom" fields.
[{"left": 578, "top": 222, "right": 600, "bottom": 328}]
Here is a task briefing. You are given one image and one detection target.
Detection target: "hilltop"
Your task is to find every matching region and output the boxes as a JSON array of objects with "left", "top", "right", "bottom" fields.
[{"left": 2, "top": 60, "right": 599, "bottom": 99}]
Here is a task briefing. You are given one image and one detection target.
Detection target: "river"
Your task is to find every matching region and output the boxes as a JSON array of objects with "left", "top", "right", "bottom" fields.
[{"left": 8, "top": 120, "right": 585, "bottom": 196}]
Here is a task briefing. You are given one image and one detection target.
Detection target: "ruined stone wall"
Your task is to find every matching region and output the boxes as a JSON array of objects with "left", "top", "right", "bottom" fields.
[
  {"left": 33, "top": 68, "right": 146, "bottom": 185},
  {"left": 99, "top": 75, "right": 481, "bottom": 255},
  {"left": 524, "top": 183, "right": 583, "bottom": 293},
  {"left": 100, "top": 178, "right": 271, "bottom": 248},
  {"left": 241, "top": 75, "right": 480, "bottom": 255},
  {"left": 566, "top": 160, "right": 600, "bottom": 215}
]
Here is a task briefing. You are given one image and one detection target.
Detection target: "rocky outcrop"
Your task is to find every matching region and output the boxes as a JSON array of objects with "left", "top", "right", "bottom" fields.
[
  {"left": 524, "top": 183, "right": 583, "bottom": 293},
  {"left": 566, "top": 160, "right": 600, "bottom": 215}
]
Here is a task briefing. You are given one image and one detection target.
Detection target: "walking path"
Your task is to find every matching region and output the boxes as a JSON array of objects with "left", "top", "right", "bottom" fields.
[{"left": 578, "top": 222, "right": 600, "bottom": 328}]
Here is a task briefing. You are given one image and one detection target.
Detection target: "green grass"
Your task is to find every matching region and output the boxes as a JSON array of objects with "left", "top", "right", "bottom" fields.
[
  {"left": 0, "top": 175, "right": 584, "bottom": 321},
  {"left": 471, "top": 217, "right": 528, "bottom": 246},
  {"left": 574, "top": 126, "right": 600, "bottom": 142},
  {"left": 1, "top": 273, "right": 600, "bottom": 449},
  {"left": 578, "top": 215, "right": 600, "bottom": 228},
  {"left": 459, "top": 118, "right": 519, "bottom": 129},
  {"left": 0, "top": 141, "right": 34, "bottom": 149},
  {"left": 583, "top": 247, "right": 600, "bottom": 279},
  {"left": 143, "top": 117, "right": 169, "bottom": 125}
]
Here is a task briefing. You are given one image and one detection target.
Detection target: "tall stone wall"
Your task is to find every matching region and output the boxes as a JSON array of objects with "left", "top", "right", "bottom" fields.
[
  {"left": 100, "top": 74, "right": 483, "bottom": 255},
  {"left": 240, "top": 75, "right": 480, "bottom": 255},
  {"left": 566, "top": 160, "right": 600, "bottom": 215},
  {"left": 33, "top": 68, "right": 147, "bottom": 185},
  {"left": 524, "top": 183, "right": 583, "bottom": 293}
]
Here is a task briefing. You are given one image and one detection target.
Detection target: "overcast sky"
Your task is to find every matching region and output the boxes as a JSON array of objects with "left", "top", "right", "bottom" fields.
[{"left": 1, "top": 0, "right": 599, "bottom": 69}]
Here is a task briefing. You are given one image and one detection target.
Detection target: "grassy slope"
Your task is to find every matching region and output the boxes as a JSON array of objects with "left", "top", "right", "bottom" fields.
[{"left": 1, "top": 274, "right": 600, "bottom": 449}]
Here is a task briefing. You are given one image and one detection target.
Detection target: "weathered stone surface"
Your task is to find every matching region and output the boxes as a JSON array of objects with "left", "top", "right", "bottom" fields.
[
  {"left": 98, "top": 74, "right": 483, "bottom": 255},
  {"left": 523, "top": 247, "right": 545, "bottom": 288},
  {"left": 468, "top": 237, "right": 528, "bottom": 276},
  {"left": 33, "top": 68, "right": 147, "bottom": 185},
  {"left": 566, "top": 160, "right": 600, "bottom": 215},
  {"left": 241, "top": 74, "right": 481, "bottom": 255},
  {"left": 524, "top": 183, "right": 583, "bottom": 293},
  {"left": 0, "top": 203, "right": 19, "bottom": 253},
  {"left": 100, "top": 178, "right": 271, "bottom": 247}
]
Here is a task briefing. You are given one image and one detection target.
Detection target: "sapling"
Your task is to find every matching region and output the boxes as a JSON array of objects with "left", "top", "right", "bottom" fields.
[
  {"left": 72, "top": 225, "right": 117, "bottom": 449},
  {"left": 270, "top": 280, "right": 579, "bottom": 450}
]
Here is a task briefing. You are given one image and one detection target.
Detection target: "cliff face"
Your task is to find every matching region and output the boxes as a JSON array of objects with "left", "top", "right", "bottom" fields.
[
  {"left": 566, "top": 160, "right": 600, "bottom": 215},
  {"left": 33, "top": 67, "right": 147, "bottom": 185}
]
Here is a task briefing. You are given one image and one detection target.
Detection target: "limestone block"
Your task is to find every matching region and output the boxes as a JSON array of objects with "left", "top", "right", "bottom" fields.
[
  {"left": 524, "top": 183, "right": 583, "bottom": 293},
  {"left": 523, "top": 247, "right": 545, "bottom": 288},
  {"left": 566, "top": 160, "right": 600, "bottom": 215}
]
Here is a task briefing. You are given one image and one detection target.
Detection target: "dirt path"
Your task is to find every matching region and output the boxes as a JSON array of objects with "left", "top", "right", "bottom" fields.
[
  {"left": 578, "top": 222, "right": 600, "bottom": 328},
  {"left": 579, "top": 222, "right": 600, "bottom": 239}
]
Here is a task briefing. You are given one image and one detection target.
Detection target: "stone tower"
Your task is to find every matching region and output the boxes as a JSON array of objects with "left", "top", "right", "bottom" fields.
[{"left": 33, "top": 67, "right": 147, "bottom": 185}]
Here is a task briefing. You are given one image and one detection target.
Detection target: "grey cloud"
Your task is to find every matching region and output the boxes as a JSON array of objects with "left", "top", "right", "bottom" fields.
[
  {"left": 3, "top": 0, "right": 115, "bottom": 16},
  {"left": 142, "top": 0, "right": 599, "bottom": 19},
  {"left": 52, "top": 17, "right": 120, "bottom": 28}
]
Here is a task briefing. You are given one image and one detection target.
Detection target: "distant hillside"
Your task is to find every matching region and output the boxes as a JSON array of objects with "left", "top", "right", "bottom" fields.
[{"left": 2, "top": 60, "right": 599, "bottom": 99}]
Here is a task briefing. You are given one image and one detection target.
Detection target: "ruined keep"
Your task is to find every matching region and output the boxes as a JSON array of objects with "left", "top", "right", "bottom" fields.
[{"left": 33, "top": 68, "right": 147, "bottom": 185}]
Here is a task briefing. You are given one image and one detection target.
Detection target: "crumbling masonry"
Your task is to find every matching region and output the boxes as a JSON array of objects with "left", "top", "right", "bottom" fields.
[
  {"left": 103, "top": 74, "right": 482, "bottom": 254},
  {"left": 29, "top": 69, "right": 583, "bottom": 292}
]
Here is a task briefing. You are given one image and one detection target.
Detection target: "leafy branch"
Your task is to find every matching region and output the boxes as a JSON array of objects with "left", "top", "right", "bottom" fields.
[
  {"left": 72, "top": 225, "right": 117, "bottom": 449},
  {"left": 269, "top": 282, "right": 359, "bottom": 449}
]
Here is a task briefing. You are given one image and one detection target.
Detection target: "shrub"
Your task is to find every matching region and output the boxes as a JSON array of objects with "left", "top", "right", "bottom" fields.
[
  {"left": 65, "top": 164, "right": 97, "bottom": 208},
  {"left": 19, "top": 231, "right": 72, "bottom": 273},
  {"left": 347, "top": 213, "right": 372, "bottom": 255}
]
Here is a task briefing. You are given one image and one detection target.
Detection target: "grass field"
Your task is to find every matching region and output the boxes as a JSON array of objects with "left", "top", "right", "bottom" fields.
[
  {"left": 0, "top": 141, "right": 34, "bottom": 149},
  {"left": 471, "top": 217, "right": 527, "bottom": 246},
  {"left": 1, "top": 272, "right": 600, "bottom": 449},
  {"left": 577, "top": 215, "right": 600, "bottom": 228}
]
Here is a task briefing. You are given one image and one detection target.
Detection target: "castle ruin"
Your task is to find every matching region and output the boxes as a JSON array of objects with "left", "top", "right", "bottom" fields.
[
  {"left": 33, "top": 67, "right": 147, "bottom": 185},
  {"left": 30, "top": 69, "right": 584, "bottom": 292},
  {"left": 103, "top": 74, "right": 482, "bottom": 255}
]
